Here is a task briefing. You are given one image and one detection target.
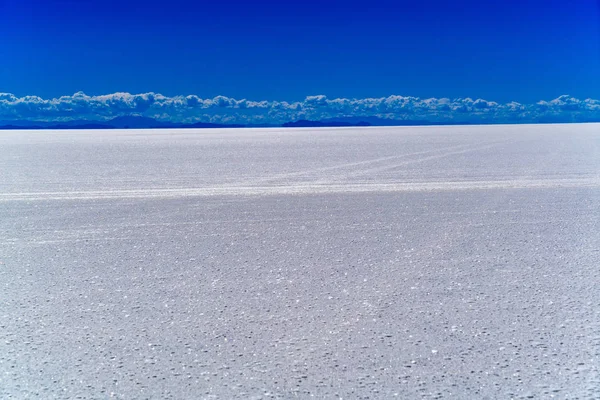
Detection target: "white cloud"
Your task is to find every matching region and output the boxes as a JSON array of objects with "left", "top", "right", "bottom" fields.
[{"left": 0, "top": 92, "right": 598, "bottom": 124}]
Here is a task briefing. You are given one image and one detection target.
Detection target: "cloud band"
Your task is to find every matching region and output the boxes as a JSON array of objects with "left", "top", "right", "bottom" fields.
[{"left": 1, "top": 92, "right": 599, "bottom": 124}]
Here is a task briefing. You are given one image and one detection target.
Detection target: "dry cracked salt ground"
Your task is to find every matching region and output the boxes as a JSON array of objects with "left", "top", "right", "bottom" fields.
[{"left": 0, "top": 124, "right": 599, "bottom": 399}]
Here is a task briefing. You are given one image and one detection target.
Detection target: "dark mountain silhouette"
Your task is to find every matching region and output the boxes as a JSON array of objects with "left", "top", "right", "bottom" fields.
[
  {"left": 181, "top": 121, "right": 245, "bottom": 129},
  {"left": 0, "top": 116, "right": 246, "bottom": 130},
  {"left": 50, "top": 123, "right": 114, "bottom": 129},
  {"left": 0, "top": 123, "right": 113, "bottom": 130},
  {"left": 0, "top": 119, "right": 111, "bottom": 128},
  {"left": 320, "top": 116, "right": 473, "bottom": 126},
  {"left": 2, "top": 115, "right": 598, "bottom": 131},
  {"left": 283, "top": 117, "right": 477, "bottom": 127},
  {"left": 107, "top": 116, "right": 173, "bottom": 129},
  {"left": 283, "top": 119, "right": 371, "bottom": 127},
  {"left": 107, "top": 116, "right": 245, "bottom": 129},
  {"left": 0, "top": 124, "right": 45, "bottom": 130}
]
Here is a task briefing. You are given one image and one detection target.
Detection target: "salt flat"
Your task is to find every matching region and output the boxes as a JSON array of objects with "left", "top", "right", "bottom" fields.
[{"left": 1, "top": 124, "right": 599, "bottom": 399}]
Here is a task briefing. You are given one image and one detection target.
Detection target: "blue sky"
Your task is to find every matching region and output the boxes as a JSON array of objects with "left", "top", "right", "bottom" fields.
[{"left": 1, "top": 0, "right": 599, "bottom": 123}]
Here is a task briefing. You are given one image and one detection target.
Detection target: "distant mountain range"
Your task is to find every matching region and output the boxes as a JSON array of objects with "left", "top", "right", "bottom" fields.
[
  {"left": 1, "top": 115, "right": 598, "bottom": 130},
  {"left": 0, "top": 116, "right": 248, "bottom": 130},
  {"left": 282, "top": 119, "right": 371, "bottom": 127}
]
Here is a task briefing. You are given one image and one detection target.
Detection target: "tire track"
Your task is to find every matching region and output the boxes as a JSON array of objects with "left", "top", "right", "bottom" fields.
[
  {"left": 1, "top": 177, "right": 599, "bottom": 202},
  {"left": 323, "top": 140, "right": 512, "bottom": 183},
  {"left": 237, "top": 142, "right": 478, "bottom": 186}
]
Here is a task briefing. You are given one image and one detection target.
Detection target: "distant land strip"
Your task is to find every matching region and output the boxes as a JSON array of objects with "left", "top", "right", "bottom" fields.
[{"left": 2, "top": 116, "right": 600, "bottom": 130}]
